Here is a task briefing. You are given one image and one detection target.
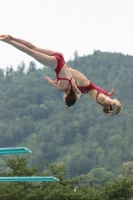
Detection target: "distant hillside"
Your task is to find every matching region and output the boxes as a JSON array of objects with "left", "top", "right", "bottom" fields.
[{"left": 0, "top": 51, "right": 133, "bottom": 184}]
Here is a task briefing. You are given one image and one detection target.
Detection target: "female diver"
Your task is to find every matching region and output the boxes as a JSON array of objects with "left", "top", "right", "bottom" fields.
[
  {"left": 0, "top": 34, "right": 81, "bottom": 108},
  {"left": 67, "top": 67, "right": 122, "bottom": 116},
  {"left": 0, "top": 35, "right": 121, "bottom": 115}
]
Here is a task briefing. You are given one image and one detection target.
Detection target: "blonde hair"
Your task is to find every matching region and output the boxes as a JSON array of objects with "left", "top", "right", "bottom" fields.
[{"left": 103, "top": 104, "right": 122, "bottom": 116}]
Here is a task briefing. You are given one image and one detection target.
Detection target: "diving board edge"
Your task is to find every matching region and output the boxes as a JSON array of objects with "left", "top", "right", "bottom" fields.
[{"left": 0, "top": 147, "right": 32, "bottom": 154}]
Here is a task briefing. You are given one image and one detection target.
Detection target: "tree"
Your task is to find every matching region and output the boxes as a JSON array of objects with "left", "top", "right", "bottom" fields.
[
  {"left": 122, "top": 162, "right": 133, "bottom": 178},
  {"left": 28, "top": 61, "right": 36, "bottom": 73},
  {"left": 87, "top": 168, "right": 114, "bottom": 186}
]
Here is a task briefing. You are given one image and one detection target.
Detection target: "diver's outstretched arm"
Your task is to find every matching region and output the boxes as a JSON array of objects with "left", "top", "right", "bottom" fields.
[{"left": 44, "top": 76, "right": 63, "bottom": 92}]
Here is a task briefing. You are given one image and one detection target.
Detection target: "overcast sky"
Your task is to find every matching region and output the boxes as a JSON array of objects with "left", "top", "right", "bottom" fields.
[{"left": 0, "top": 0, "right": 133, "bottom": 70}]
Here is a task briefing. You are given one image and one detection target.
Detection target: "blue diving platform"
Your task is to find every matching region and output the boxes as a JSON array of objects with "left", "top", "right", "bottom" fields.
[
  {"left": 0, "top": 176, "right": 59, "bottom": 182},
  {"left": 0, "top": 147, "right": 32, "bottom": 154}
]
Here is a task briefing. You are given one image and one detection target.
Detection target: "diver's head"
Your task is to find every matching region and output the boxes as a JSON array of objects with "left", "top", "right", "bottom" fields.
[{"left": 63, "top": 89, "right": 77, "bottom": 107}]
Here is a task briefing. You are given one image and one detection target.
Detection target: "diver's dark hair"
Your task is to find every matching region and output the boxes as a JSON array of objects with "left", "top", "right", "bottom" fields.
[
  {"left": 103, "top": 105, "right": 122, "bottom": 115},
  {"left": 65, "top": 89, "right": 76, "bottom": 107},
  {"left": 103, "top": 106, "right": 113, "bottom": 114}
]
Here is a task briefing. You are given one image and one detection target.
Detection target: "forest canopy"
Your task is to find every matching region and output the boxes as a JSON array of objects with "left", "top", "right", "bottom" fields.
[{"left": 0, "top": 50, "right": 133, "bottom": 184}]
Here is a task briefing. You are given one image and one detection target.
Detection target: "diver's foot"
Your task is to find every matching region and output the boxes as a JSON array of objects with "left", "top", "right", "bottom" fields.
[{"left": 0, "top": 35, "right": 10, "bottom": 42}]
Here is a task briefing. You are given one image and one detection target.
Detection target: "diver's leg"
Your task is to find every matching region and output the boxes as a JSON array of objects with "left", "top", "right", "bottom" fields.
[
  {"left": 0, "top": 34, "right": 56, "bottom": 55},
  {"left": 1, "top": 36, "right": 57, "bottom": 68}
]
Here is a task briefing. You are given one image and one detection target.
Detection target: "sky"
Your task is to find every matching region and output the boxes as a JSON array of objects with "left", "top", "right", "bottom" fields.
[{"left": 0, "top": 0, "right": 133, "bottom": 70}]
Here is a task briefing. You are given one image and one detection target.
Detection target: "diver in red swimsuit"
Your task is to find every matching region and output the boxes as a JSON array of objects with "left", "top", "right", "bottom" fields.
[
  {"left": 0, "top": 35, "right": 81, "bottom": 108},
  {"left": 0, "top": 34, "right": 121, "bottom": 115},
  {"left": 68, "top": 67, "right": 122, "bottom": 116}
]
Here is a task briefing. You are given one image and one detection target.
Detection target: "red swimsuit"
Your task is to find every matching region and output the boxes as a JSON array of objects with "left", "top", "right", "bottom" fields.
[
  {"left": 77, "top": 82, "right": 109, "bottom": 107},
  {"left": 53, "top": 52, "right": 73, "bottom": 91}
]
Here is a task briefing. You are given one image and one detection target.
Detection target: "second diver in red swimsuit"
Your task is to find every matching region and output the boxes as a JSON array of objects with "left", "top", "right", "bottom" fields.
[{"left": 68, "top": 67, "right": 122, "bottom": 116}]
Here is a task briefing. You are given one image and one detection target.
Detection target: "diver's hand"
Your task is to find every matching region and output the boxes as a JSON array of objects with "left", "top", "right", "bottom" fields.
[{"left": 108, "top": 88, "right": 115, "bottom": 96}]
